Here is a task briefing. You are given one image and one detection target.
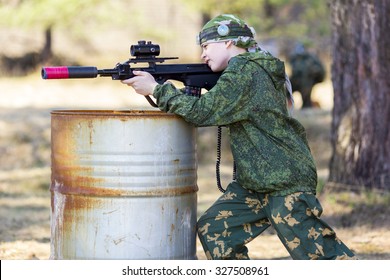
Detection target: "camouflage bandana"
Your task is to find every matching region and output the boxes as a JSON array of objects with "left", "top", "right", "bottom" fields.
[
  {"left": 196, "top": 14, "right": 293, "bottom": 112},
  {"left": 197, "top": 14, "right": 258, "bottom": 50}
]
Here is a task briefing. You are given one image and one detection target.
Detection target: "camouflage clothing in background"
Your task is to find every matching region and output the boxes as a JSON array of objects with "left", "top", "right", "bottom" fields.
[
  {"left": 289, "top": 52, "right": 325, "bottom": 108},
  {"left": 154, "top": 50, "right": 317, "bottom": 196}
]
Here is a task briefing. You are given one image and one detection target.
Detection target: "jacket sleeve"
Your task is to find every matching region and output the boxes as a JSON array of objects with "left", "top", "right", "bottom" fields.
[{"left": 153, "top": 64, "right": 254, "bottom": 127}]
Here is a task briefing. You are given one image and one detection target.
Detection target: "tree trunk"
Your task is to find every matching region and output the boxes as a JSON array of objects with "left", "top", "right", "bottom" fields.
[
  {"left": 40, "top": 26, "right": 53, "bottom": 63},
  {"left": 328, "top": 0, "right": 390, "bottom": 191}
]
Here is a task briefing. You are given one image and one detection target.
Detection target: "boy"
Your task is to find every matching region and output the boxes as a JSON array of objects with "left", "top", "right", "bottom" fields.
[{"left": 122, "top": 14, "right": 356, "bottom": 260}]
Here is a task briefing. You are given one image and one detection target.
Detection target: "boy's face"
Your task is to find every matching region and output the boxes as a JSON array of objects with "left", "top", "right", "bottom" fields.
[{"left": 201, "top": 42, "right": 231, "bottom": 72}]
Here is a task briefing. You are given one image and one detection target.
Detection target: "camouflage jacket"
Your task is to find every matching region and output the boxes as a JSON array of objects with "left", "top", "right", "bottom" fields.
[{"left": 153, "top": 51, "right": 317, "bottom": 196}]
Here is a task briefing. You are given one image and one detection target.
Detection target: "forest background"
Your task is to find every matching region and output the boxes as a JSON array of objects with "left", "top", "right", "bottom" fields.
[{"left": 0, "top": 0, "right": 389, "bottom": 260}]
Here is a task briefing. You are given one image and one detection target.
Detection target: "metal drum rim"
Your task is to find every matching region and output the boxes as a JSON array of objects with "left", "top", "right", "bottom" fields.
[{"left": 50, "top": 109, "right": 178, "bottom": 118}]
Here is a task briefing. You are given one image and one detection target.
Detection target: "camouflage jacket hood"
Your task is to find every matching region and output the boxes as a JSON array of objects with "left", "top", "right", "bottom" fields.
[
  {"left": 153, "top": 51, "right": 318, "bottom": 195},
  {"left": 242, "top": 50, "right": 287, "bottom": 93}
]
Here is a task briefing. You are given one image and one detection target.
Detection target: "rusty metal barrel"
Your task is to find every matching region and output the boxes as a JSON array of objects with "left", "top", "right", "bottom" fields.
[{"left": 50, "top": 110, "right": 198, "bottom": 259}]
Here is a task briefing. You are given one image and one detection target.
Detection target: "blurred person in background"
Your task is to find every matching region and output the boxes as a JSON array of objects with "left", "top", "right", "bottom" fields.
[{"left": 289, "top": 43, "right": 325, "bottom": 108}]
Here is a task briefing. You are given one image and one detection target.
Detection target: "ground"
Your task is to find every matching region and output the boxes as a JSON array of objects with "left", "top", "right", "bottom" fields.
[{"left": 0, "top": 74, "right": 389, "bottom": 260}]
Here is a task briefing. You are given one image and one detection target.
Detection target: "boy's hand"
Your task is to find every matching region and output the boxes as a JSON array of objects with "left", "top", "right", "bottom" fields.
[{"left": 121, "top": 71, "right": 158, "bottom": 96}]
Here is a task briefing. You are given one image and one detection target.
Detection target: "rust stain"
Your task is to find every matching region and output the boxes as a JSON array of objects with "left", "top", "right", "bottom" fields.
[
  {"left": 169, "top": 224, "right": 175, "bottom": 242},
  {"left": 53, "top": 173, "right": 200, "bottom": 198},
  {"left": 87, "top": 120, "right": 94, "bottom": 145}
]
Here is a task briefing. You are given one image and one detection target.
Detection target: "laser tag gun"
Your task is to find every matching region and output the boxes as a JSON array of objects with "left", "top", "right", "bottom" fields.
[{"left": 41, "top": 40, "right": 221, "bottom": 107}]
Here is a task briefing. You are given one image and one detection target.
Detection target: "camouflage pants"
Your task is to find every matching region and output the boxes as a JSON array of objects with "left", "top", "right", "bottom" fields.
[{"left": 197, "top": 182, "right": 356, "bottom": 260}]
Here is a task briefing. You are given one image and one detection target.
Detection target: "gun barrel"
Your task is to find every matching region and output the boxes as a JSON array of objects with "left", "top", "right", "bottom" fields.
[{"left": 41, "top": 66, "right": 98, "bottom": 79}]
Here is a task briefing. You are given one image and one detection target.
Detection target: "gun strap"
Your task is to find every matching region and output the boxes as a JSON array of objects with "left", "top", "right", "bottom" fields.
[
  {"left": 216, "top": 126, "right": 237, "bottom": 193},
  {"left": 145, "top": 96, "right": 158, "bottom": 108}
]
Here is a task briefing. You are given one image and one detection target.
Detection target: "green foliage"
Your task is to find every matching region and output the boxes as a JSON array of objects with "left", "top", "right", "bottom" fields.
[
  {"left": 179, "top": 0, "right": 330, "bottom": 51},
  {"left": 0, "top": 0, "right": 122, "bottom": 30},
  {"left": 0, "top": 0, "right": 331, "bottom": 57}
]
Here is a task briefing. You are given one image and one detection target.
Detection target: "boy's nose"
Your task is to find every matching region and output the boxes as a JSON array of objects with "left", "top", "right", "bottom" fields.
[{"left": 200, "top": 51, "right": 206, "bottom": 61}]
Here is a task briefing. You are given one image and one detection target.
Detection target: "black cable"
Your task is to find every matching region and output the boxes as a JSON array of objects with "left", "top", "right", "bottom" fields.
[
  {"left": 216, "top": 126, "right": 237, "bottom": 193},
  {"left": 216, "top": 126, "right": 226, "bottom": 193}
]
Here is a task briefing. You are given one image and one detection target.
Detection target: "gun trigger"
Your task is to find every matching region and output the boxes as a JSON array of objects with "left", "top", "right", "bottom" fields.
[{"left": 155, "top": 77, "right": 166, "bottom": 84}]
